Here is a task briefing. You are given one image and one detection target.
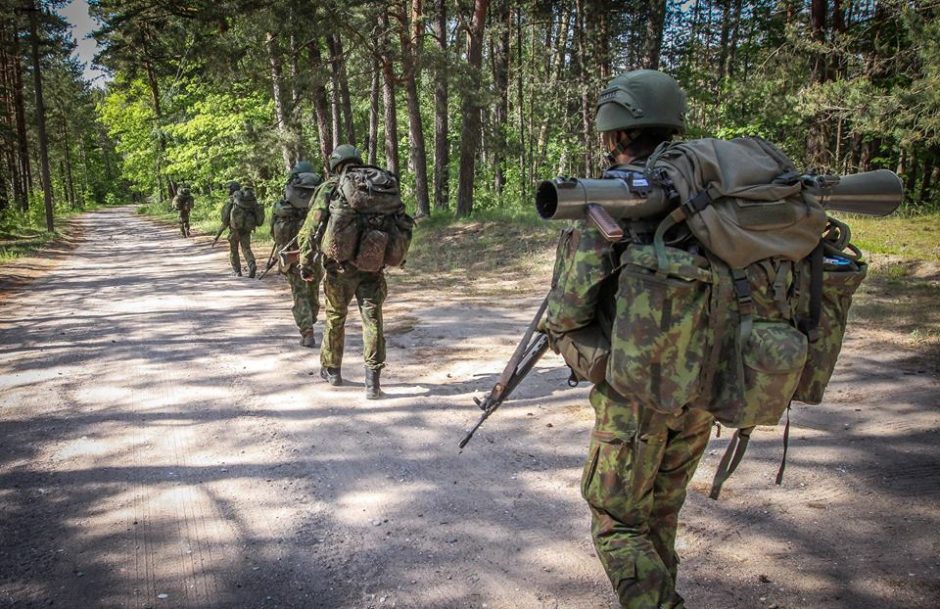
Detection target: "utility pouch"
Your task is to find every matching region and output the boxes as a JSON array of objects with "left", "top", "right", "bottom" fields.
[
  {"left": 353, "top": 229, "right": 389, "bottom": 272},
  {"left": 606, "top": 244, "right": 712, "bottom": 414},
  {"left": 544, "top": 226, "right": 617, "bottom": 334},
  {"left": 547, "top": 323, "right": 610, "bottom": 385},
  {"left": 384, "top": 214, "right": 415, "bottom": 267},
  {"left": 321, "top": 206, "right": 360, "bottom": 262},
  {"left": 710, "top": 321, "right": 808, "bottom": 427},
  {"left": 793, "top": 250, "right": 867, "bottom": 403}
]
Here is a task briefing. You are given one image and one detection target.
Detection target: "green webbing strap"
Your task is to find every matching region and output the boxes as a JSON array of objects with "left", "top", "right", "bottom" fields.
[
  {"left": 653, "top": 210, "right": 683, "bottom": 272},
  {"left": 775, "top": 404, "right": 792, "bottom": 485},
  {"left": 798, "top": 242, "right": 824, "bottom": 342},
  {"left": 772, "top": 261, "right": 791, "bottom": 318},
  {"left": 731, "top": 267, "right": 754, "bottom": 344},
  {"left": 709, "top": 426, "right": 754, "bottom": 500}
]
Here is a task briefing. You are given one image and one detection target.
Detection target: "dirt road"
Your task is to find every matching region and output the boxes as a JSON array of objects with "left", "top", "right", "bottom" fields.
[{"left": 1, "top": 207, "right": 937, "bottom": 609}]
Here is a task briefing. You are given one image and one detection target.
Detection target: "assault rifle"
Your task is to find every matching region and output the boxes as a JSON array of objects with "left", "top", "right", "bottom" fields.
[
  {"left": 459, "top": 296, "right": 551, "bottom": 449},
  {"left": 536, "top": 169, "right": 905, "bottom": 237},
  {"left": 210, "top": 225, "right": 229, "bottom": 247}
]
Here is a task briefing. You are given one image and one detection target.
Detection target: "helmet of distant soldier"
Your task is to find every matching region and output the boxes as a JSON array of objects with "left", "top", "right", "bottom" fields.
[
  {"left": 595, "top": 69, "right": 686, "bottom": 134},
  {"left": 179, "top": 187, "right": 191, "bottom": 195},
  {"left": 290, "top": 160, "right": 315, "bottom": 179},
  {"left": 227, "top": 181, "right": 241, "bottom": 194},
  {"left": 328, "top": 144, "right": 363, "bottom": 173},
  {"left": 292, "top": 172, "right": 323, "bottom": 190}
]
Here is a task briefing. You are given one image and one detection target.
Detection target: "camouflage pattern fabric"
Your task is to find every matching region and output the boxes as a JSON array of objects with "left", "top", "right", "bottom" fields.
[
  {"left": 583, "top": 382, "right": 712, "bottom": 609},
  {"left": 320, "top": 263, "right": 386, "bottom": 371},
  {"left": 228, "top": 229, "right": 255, "bottom": 275},
  {"left": 178, "top": 209, "right": 191, "bottom": 237},
  {"left": 286, "top": 263, "right": 321, "bottom": 335}
]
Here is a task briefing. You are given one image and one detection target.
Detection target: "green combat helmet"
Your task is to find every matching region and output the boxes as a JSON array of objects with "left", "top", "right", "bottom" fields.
[
  {"left": 289, "top": 160, "right": 315, "bottom": 181},
  {"left": 595, "top": 69, "right": 686, "bottom": 134},
  {"left": 285, "top": 171, "right": 323, "bottom": 208},
  {"left": 328, "top": 144, "right": 363, "bottom": 173},
  {"left": 227, "top": 181, "right": 241, "bottom": 195}
]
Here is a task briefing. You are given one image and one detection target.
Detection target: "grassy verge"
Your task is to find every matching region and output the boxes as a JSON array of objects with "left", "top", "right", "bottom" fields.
[{"left": 0, "top": 204, "right": 101, "bottom": 263}]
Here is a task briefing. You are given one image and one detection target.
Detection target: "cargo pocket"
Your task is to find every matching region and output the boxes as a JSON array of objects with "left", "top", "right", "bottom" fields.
[
  {"left": 551, "top": 324, "right": 609, "bottom": 385},
  {"left": 793, "top": 259, "right": 867, "bottom": 404},
  {"left": 606, "top": 245, "right": 712, "bottom": 415},
  {"left": 725, "top": 322, "right": 807, "bottom": 427},
  {"left": 384, "top": 214, "right": 414, "bottom": 267},
  {"left": 581, "top": 430, "right": 634, "bottom": 511}
]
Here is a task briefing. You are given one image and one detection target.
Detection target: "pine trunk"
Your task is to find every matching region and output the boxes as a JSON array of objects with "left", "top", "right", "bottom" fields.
[
  {"left": 380, "top": 9, "right": 400, "bottom": 176},
  {"left": 28, "top": 3, "right": 53, "bottom": 231},
  {"left": 432, "top": 0, "right": 449, "bottom": 210},
  {"left": 397, "top": 0, "right": 430, "bottom": 217},
  {"left": 455, "top": 0, "right": 492, "bottom": 217},
  {"left": 307, "top": 41, "right": 332, "bottom": 175}
]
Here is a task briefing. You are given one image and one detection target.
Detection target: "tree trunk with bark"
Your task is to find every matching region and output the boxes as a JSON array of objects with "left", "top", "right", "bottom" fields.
[
  {"left": 266, "top": 32, "right": 293, "bottom": 172},
  {"left": 432, "top": 0, "right": 449, "bottom": 210},
  {"left": 28, "top": 3, "right": 53, "bottom": 231},
  {"left": 396, "top": 0, "right": 431, "bottom": 217},
  {"left": 307, "top": 40, "right": 332, "bottom": 175},
  {"left": 379, "top": 8, "right": 400, "bottom": 176},
  {"left": 455, "top": 0, "right": 492, "bottom": 217}
]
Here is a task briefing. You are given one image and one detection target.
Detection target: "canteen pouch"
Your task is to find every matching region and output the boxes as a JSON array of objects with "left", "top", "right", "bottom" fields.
[{"left": 606, "top": 244, "right": 712, "bottom": 414}]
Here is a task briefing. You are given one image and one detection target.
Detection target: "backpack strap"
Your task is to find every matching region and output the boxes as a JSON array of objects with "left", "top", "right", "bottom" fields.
[
  {"left": 797, "top": 242, "right": 824, "bottom": 343},
  {"left": 709, "top": 426, "right": 754, "bottom": 500}
]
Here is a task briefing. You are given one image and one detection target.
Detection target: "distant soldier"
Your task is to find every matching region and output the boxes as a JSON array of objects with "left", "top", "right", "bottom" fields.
[
  {"left": 270, "top": 162, "right": 323, "bottom": 347},
  {"left": 298, "top": 144, "right": 414, "bottom": 399},
  {"left": 221, "top": 182, "right": 264, "bottom": 277},
  {"left": 172, "top": 186, "right": 195, "bottom": 237}
]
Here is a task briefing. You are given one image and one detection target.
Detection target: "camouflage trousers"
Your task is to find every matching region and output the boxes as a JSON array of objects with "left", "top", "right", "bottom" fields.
[
  {"left": 228, "top": 230, "right": 255, "bottom": 274},
  {"left": 582, "top": 382, "right": 713, "bottom": 609},
  {"left": 178, "top": 210, "right": 190, "bottom": 236},
  {"left": 284, "top": 263, "right": 321, "bottom": 336},
  {"left": 320, "top": 264, "right": 386, "bottom": 371}
]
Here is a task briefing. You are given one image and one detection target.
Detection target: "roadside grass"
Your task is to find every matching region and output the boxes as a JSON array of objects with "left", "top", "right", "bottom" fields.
[{"left": 0, "top": 203, "right": 102, "bottom": 263}]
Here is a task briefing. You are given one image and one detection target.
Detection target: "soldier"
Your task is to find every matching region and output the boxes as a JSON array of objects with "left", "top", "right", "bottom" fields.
[
  {"left": 543, "top": 70, "right": 712, "bottom": 609},
  {"left": 172, "top": 186, "right": 195, "bottom": 237},
  {"left": 270, "top": 163, "right": 323, "bottom": 347},
  {"left": 223, "top": 182, "right": 263, "bottom": 278},
  {"left": 298, "top": 144, "right": 388, "bottom": 400}
]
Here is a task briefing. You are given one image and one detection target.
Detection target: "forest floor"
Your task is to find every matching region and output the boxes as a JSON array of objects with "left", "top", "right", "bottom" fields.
[{"left": 0, "top": 206, "right": 937, "bottom": 609}]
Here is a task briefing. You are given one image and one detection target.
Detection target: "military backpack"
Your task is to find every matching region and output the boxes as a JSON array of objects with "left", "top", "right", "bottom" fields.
[
  {"left": 320, "top": 165, "right": 415, "bottom": 272},
  {"left": 173, "top": 192, "right": 194, "bottom": 212},
  {"left": 229, "top": 188, "right": 264, "bottom": 232},
  {"left": 544, "top": 136, "right": 868, "bottom": 497}
]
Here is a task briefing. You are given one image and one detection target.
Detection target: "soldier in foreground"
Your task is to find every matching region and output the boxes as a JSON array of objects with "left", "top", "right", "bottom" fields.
[
  {"left": 299, "top": 144, "right": 413, "bottom": 399},
  {"left": 172, "top": 186, "right": 194, "bottom": 237},
  {"left": 269, "top": 162, "right": 323, "bottom": 347},
  {"left": 542, "top": 71, "right": 711, "bottom": 609}
]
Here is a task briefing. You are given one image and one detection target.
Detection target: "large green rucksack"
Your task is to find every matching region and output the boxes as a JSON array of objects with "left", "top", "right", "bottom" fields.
[
  {"left": 544, "top": 136, "right": 868, "bottom": 497},
  {"left": 229, "top": 188, "right": 264, "bottom": 232},
  {"left": 271, "top": 199, "right": 307, "bottom": 246},
  {"left": 173, "top": 191, "right": 194, "bottom": 212},
  {"left": 320, "top": 166, "right": 414, "bottom": 271}
]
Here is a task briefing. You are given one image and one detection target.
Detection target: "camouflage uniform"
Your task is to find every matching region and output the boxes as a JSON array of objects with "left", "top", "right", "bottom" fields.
[
  {"left": 173, "top": 191, "right": 194, "bottom": 237},
  {"left": 228, "top": 229, "right": 255, "bottom": 276},
  {"left": 320, "top": 262, "right": 386, "bottom": 371},
  {"left": 272, "top": 195, "right": 321, "bottom": 340},
  {"left": 299, "top": 177, "right": 386, "bottom": 372},
  {"left": 545, "top": 163, "right": 712, "bottom": 609}
]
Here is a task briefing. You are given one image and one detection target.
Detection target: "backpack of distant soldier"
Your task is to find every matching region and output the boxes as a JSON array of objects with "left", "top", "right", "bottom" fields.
[
  {"left": 173, "top": 191, "right": 194, "bottom": 212},
  {"left": 542, "top": 136, "right": 868, "bottom": 496},
  {"left": 229, "top": 188, "right": 264, "bottom": 232},
  {"left": 320, "top": 166, "right": 415, "bottom": 271}
]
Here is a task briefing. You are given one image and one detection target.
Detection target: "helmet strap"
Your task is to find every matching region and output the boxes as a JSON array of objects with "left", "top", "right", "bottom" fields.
[{"left": 603, "top": 129, "right": 641, "bottom": 168}]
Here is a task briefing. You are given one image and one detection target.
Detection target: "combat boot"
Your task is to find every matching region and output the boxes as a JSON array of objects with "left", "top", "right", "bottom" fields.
[
  {"left": 299, "top": 330, "right": 317, "bottom": 348},
  {"left": 247, "top": 265, "right": 257, "bottom": 279},
  {"left": 364, "top": 367, "right": 382, "bottom": 400},
  {"left": 232, "top": 269, "right": 242, "bottom": 277},
  {"left": 320, "top": 367, "right": 342, "bottom": 386}
]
